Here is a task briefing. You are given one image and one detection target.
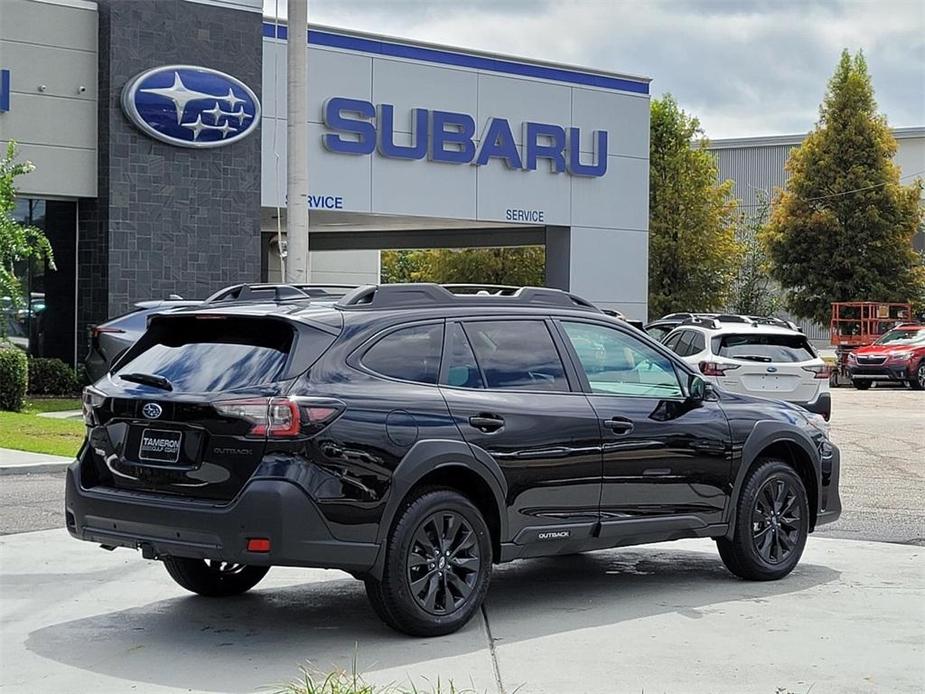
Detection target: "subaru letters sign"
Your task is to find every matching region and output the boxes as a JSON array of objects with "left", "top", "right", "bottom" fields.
[
  {"left": 122, "top": 65, "right": 261, "bottom": 148},
  {"left": 322, "top": 97, "right": 608, "bottom": 177}
]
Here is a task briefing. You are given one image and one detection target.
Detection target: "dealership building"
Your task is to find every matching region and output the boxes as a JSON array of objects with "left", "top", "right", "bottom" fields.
[{"left": 0, "top": 0, "right": 652, "bottom": 367}]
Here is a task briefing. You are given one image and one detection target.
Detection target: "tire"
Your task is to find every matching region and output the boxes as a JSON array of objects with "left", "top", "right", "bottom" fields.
[
  {"left": 163, "top": 557, "right": 269, "bottom": 597},
  {"left": 852, "top": 379, "right": 872, "bottom": 390},
  {"left": 717, "top": 459, "right": 809, "bottom": 581},
  {"left": 909, "top": 361, "right": 925, "bottom": 391},
  {"left": 364, "top": 488, "right": 492, "bottom": 637}
]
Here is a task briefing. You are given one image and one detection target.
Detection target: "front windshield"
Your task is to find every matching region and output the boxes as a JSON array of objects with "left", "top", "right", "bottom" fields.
[{"left": 875, "top": 328, "right": 925, "bottom": 345}]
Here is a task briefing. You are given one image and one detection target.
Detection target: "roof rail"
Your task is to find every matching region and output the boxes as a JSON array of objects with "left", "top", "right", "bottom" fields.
[
  {"left": 288, "top": 283, "right": 358, "bottom": 298},
  {"left": 204, "top": 283, "right": 360, "bottom": 304},
  {"left": 679, "top": 316, "right": 721, "bottom": 329},
  {"left": 336, "top": 283, "right": 602, "bottom": 312},
  {"left": 205, "top": 283, "right": 311, "bottom": 304},
  {"left": 441, "top": 284, "right": 520, "bottom": 296}
]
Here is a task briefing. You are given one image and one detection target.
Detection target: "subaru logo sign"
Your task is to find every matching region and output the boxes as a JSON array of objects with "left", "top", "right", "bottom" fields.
[
  {"left": 121, "top": 65, "right": 260, "bottom": 148},
  {"left": 767, "top": 366, "right": 778, "bottom": 373},
  {"left": 142, "top": 403, "right": 163, "bottom": 419}
]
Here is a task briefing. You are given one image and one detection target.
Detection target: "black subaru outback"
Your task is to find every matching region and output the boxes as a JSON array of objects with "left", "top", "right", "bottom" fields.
[{"left": 67, "top": 284, "right": 841, "bottom": 636}]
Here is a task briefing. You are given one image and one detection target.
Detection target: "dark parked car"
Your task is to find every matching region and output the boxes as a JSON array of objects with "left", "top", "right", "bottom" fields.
[
  {"left": 85, "top": 298, "right": 200, "bottom": 383},
  {"left": 67, "top": 284, "right": 841, "bottom": 636},
  {"left": 84, "top": 284, "right": 357, "bottom": 383}
]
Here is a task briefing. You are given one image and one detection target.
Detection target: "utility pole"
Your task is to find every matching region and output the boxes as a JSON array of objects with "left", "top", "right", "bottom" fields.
[{"left": 286, "top": 0, "right": 309, "bottom": 282}]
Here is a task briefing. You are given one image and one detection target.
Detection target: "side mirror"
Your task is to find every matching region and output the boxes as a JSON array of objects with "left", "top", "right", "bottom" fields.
[{"left": 688, "top": 374, "right": 708, "bottom": 402}]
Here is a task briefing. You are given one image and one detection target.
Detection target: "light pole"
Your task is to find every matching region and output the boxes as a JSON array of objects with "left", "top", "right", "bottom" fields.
[{"left": 286, "top": 0, "right": 309, "bottom": 282}]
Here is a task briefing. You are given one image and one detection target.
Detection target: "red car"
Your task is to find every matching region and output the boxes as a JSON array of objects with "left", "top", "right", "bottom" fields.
[{"left": 847, "top": 323, "right": 925, "bottom": 390}]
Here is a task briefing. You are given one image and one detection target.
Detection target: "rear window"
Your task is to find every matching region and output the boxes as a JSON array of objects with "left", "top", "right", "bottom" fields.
[
  {"left": 114, "top": 316, "right": 299, "bottom": 392},
  {"left": 361, "top": 323, "right": 444, "bottom": 384},
  {"left": 714, "top": 333, "right": 816, "bottom": 363},
  {"left": 463, "top": 320, "right": 568, "bottom": 392}
]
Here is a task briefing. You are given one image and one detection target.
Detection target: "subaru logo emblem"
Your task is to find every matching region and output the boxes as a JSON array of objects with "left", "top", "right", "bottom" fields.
[
  {"left": 121, "top": 65, "right": 261, "bottom": 148},
  {"left": 767, "top": 366, "right": 778, "bottom": 373},
  {"left": 142, "top": 403, "right": 163, "bottom": 419}
]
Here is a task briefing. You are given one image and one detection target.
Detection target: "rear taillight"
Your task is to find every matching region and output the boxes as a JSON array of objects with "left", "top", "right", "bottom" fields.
[
  {"left": 81, "top": 386, "right": 106, "bottom": 426},
  {"left": 699, "top": 362, "right": 740, "bottom": 377},
  {"left": 802, "top": 365, "right": 831, "bottom": 379},
  {"left": 214, "top": 397, "right": 343, "bottom": 438},
  {"left": 90, "top": 326, "right": 125, "bottom": 338}
]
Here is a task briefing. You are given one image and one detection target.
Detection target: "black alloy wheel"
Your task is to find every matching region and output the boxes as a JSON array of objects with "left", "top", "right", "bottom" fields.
[
  {"left": 717, "top": 459, "right": 809, "bottom": 581},
  {"left": 407, "top": 511, "right": 481, "bottom": 615},
  {"left": 751, "top": 477, "right": 802, "bottom": 564},
  {"left": 364, "top": 488, "right": 492, "bottom": 636},
  {"left": 163, "top": 556, "right": 269, "bottom": 596}
]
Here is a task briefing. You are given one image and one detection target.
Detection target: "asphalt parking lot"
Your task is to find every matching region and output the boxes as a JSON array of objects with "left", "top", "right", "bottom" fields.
[
  {"left": 0, "top": 388, "right": 923, "bottom": 693},
  {"left": 816, "top": 387, "right": 925, "bottom": 545}
]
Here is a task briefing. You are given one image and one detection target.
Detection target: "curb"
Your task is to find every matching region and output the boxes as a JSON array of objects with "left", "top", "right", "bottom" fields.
[{"left": 0, "top": 462, "right": 71, "bottom": 476}]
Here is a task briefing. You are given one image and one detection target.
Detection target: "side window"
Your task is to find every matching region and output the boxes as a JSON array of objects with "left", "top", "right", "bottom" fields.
[
  {"left": 362, "top": 323, "right": 443, "bottom": 384},
  {"left": 561, "top": 321, "right": 684, "bottom": 398},
  {"left": 443, "top": 322, "right": 484, "bottom": 389},
  {"left": 689, "top": 331, "right": 706, "bottom": 354},
  {"left": 676, "top": 330, "right": 695, "bottom": 356},
  {"left": 663, "top": 331, "right": 682, "bottom": 352},
  {"left": 463, "top": 320, "right": 568, "bottom": 392}
]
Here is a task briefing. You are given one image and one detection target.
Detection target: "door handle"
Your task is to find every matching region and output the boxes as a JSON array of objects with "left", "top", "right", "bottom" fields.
[
  {"left": 604, "top": 417, "right": 634, "bottom": 434},
  {"left": 468, "top": 415, "right": 505, "bottom": 432}
]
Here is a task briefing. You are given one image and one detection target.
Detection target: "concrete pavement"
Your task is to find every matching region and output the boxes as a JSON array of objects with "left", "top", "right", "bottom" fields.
[
  {"left": 0, "top": 448, "right": 73, "bottom": 476},
  {"left": 1, "top": 529, "right": 922, "bottom": 693}
]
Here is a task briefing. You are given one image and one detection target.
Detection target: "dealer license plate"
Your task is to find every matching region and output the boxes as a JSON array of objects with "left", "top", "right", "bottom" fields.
[{"left": 138, "top": 429, "right": 182, "bottom": 464}]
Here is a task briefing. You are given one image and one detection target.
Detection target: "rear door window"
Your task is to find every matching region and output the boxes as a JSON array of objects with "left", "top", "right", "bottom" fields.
[
  {"left": 663, "top": 331, "right": 683, "bottom": 352},
  {"left": 443, "top": 322, "right": 484, "bottom": 389},
  {"left": 715, "top": 333, "right": 817, "bottom": 363},
  {"left": 463, "top": 320, "right": 569, "bottom": 392},
  {"left": 362, "top": 323, "right": 444, "bottom": 384},
  {"left": 676, "top": 331, "right": 696, "bottom": 356},
  {"left": 114, "top": 316, "right": 300, "bottom": 392},
  {"left": 689, "top": 331, "right": 706, "bottom": 354}
]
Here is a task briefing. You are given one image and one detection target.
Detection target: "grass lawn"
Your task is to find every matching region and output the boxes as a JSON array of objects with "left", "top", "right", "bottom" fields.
[
  {"left": 0, "top": 404, "right": 85, "bottom": 457},
  {"left": 23, "top": 397, "right": 82, "bottom": 414}
]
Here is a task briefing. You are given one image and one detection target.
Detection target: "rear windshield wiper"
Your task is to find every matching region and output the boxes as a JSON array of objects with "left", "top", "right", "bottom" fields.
[
  {"left": 732, "top": 355, "right": 773, "bottom": 363},
  {"left": 119, "top": 372, "right": 174, "bottom": 391}
]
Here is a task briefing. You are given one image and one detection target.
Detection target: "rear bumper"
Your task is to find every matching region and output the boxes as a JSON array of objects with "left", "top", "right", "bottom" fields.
[
  {"left": 65, "top": 462, "right": 379, "bottom": 572},
  {"left": 794, "top": 391, "right": 831, "bottom": 420},
  {"left": 848, "top": 364, "right": 912, "bottom": 382}
]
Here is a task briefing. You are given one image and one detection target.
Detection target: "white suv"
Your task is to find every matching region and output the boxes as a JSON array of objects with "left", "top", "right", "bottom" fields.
[{"left": 662, "top": 317, "right": 831, "bottom": 420}]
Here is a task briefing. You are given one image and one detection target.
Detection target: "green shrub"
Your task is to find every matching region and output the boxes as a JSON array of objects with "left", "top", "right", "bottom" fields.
[
  {"left": 27, "top": 356, "right": 81, "bottom": 396},
  {"left": 0, "top": 344, "right": 29, "bottom": 411}
]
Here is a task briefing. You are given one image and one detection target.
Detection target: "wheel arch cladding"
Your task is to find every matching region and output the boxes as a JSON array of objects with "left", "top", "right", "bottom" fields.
[
  {"left": 369, "top": 439, "right": 508, "bottom": 579},
  {"left": 733, "top": 423, "right": 820, "bottom": 535}
]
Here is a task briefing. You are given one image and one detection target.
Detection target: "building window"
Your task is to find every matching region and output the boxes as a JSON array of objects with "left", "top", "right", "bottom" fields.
[{"left": 7, "top": 198, "right": 77, "bottom": 365}]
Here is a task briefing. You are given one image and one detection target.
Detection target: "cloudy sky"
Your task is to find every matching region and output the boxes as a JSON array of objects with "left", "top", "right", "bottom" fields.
[{"left": 263, "top": 0, "right": 925, "bottom": 139}]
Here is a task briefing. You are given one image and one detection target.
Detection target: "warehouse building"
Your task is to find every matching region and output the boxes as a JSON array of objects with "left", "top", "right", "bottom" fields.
[
  {"left": 0, "top": 0, "right": 652, "bottom": 366},
  {"left": 710, "top": 127, "right": 924, "bottom": 241},
  {"left": 709, "top": 127, "right": 925, "bottom": 338}
]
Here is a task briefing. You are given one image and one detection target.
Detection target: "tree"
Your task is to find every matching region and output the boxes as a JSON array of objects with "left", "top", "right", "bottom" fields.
[
  {"left": 380, "top": 249, "right": 428, "bottom": 284},
  {"left": 763, "top": 50, "right": 925, "bottom": 325},
  {"left": 1, "top": 142, "right": 54, "bottom": 318},
  {"left": 649, "top": 95, "right": 740, "bottom": 318},
  {"left": 380, "top": 247, "right": 545, "bottom": 285},
  {"left": 728, "top": 193, "right": 781, "bottom": 316}
]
